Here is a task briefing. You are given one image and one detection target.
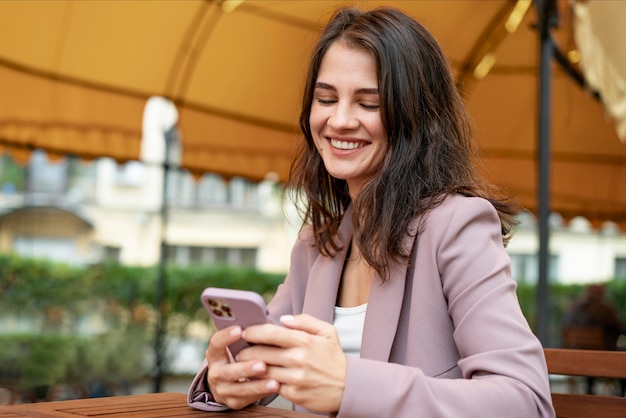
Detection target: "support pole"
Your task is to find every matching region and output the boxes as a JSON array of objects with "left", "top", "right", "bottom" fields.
[
  {"left": 535, "top": 0, "right": 556, "bottom": 346},
  {"left": 152, "top": 127, "right": 176, "bottom": 392}
]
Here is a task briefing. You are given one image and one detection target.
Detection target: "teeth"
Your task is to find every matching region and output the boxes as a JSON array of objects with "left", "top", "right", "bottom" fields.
[{"left": 331, "top": 139, "right": 364, "bottom": 150}]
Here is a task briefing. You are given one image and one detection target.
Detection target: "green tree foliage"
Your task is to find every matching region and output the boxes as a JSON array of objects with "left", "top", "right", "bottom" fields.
[
  {"left": 1, "top": 253, "right": 625, "bottom": 396},
  {"left": 0, "top": 254, "right": 284, "bottom": 396},
  {"left": 516, "top": 280, "right": 626, "bottom": 347},
  {"left": 0, "top": 254, "right": 283, "bottom": 321},
  {"left": 0, "top": 154, "right": 26, "bottom": 191}
]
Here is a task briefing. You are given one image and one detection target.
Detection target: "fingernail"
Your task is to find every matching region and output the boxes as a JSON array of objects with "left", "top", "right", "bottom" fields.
[
  {"left": 280, "top": 315, "right": 294, "bottom": 323},
  {"left": 230, "top": 327, "right": 241, "bottom": 337},
  {"left": 265, "top": 380, "right": 279, "bottom": 391},
  {"left": 252, "top": 362, "right": 265, "bottom": 372}
]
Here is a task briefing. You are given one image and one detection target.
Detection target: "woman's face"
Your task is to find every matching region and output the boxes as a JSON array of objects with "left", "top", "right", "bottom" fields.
[{"left": 310, "top": 40, "right": 388, "bottom": 198}]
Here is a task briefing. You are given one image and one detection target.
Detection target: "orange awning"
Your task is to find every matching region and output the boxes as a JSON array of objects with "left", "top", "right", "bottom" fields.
[{"left": 0, "top": 0, "right": 624, "bottom": 227}]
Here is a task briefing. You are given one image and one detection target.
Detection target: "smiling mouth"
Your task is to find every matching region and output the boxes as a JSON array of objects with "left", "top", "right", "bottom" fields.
[{"left": 330, "top": 139, "right": 366, "bottom": 150}]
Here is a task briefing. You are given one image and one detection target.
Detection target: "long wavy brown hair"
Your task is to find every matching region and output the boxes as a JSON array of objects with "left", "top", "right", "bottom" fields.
[{"left": 287, "top": 6, "right": 519, "bottom": 281}]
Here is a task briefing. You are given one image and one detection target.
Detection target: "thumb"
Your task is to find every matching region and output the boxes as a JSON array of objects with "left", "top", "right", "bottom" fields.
[{"left": 206, "top": 326, "right": 242, "bottom": 364}]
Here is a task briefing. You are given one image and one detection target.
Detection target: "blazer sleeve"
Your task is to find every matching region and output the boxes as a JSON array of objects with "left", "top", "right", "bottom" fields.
[
  {"left": 336, "top": 197, "right": 555, "bottom": 418},
  {"left": 186, "top": 229, "right": 316, "bottom": 411}
]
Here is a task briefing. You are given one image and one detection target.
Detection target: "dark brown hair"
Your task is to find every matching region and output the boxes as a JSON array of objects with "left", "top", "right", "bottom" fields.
[{"left": 287, "top": 6, "right": 519, "bottom": 280}]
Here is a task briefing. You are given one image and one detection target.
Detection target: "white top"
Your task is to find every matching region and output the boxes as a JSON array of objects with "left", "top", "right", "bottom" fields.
[{"left": 333, "top": 303, "right": 367, "bottom": 357}]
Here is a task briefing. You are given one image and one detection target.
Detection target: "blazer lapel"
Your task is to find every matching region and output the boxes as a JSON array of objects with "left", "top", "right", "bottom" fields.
[
  {"left": 300, "top": 206, "right": 419, "bottom": 362},
  {"left": 360, "top": 221, "right": 419, "bottom": 362},
  {"left": 360, "top": 261, "right": 409, "bottom": 361},
  {"left": 302, "top": 206, "right": 353, "bottom": 323}
]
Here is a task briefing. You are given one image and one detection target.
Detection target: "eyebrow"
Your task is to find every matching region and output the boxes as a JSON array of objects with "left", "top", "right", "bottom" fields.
[{"left": 314, "top": 82, "right": 379, "bottom": 95}]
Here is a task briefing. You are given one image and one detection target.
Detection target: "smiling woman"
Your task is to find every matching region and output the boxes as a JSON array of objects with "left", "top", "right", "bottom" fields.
[
  {"left": 309, "top": 40, "right": 387, "bottom": 198},
  {"left": 188, "top": 6, "right": 555, "bottom": 417}
]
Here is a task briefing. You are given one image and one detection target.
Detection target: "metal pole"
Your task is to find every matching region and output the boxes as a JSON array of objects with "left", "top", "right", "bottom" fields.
[
  {"left": 535, "top": 0, "right": 556, "bottom": 346},
  {"left": 153, "top": 127, "right": 175, "bottom": 392}
]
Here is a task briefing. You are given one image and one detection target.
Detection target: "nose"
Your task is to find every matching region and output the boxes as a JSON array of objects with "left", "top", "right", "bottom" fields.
[{"left": 327, "top": 103, "right": 359, "bottom": 130}]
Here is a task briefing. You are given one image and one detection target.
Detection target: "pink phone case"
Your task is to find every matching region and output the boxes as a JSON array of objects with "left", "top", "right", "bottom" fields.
[{"left": 201, "top": 287, "right": 270, "bottom": 357}]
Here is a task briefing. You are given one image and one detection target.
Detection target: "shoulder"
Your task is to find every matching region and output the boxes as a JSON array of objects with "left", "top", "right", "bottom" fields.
[
  {"left": 400, "top": 194, "right": 504, "bottom": 265},
  {"left": 433, "top": 193, "right": 496, "bottom": 217},
  {"left": 419, "top": 194, "right": 499, "bottom": 232}
]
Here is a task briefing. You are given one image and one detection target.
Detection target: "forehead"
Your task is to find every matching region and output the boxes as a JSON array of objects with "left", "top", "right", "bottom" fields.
[{"left": 317, "top": 40, "right": 378, "bottom": 83}]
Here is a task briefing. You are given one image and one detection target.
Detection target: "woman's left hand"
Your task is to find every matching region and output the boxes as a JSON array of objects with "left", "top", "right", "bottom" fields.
[{"left": 237, "top": 314, "right": 347, "bottom": 413}]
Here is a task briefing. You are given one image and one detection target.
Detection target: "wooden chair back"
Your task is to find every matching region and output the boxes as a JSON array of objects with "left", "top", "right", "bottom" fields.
[
  {"left": 544, "top": 348, "right": 626, "bottom": 418},
  {"left": 562, "top": 325, "right": 605, "bottom": 350}
]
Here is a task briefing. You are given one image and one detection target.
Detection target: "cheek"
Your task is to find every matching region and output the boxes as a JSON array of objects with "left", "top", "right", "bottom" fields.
[
  {"left": 366, "top": 118, "right": 388, "bottom": 145},
  {"left": 309, "top": 108, "right": 325, "bottom": 133},
  {"left": 309, "top": 112, "right": 327, "bottom": 148}
]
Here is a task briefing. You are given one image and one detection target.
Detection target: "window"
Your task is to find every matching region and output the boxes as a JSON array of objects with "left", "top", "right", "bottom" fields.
[
  {"left": 67, "top": 159, "right": 97, "bottom": 202},
  {"left": 114, "top": 161, "right": 144, "bottom": 187},
  {"left": 13, "top": 236, "right": 77, "bottom": 264},
  {"left": 165, "top": 245, "right": 257, "bottom": 268},
  {"left": 196, "top": 173, "right": 228, "bottom": 206},
  {"left": 164, "top": 172, "right": 261, "bottom": 210},
  {"left": 615, "top": 257, "right": 626, "bottom": 280},
  {"left": 102, "top": 246, "right": 121, "bottom": 262},
  {"left": 229, "top": 177, "right": 259, "bottom": 209},
  {"left": 509, "top": 253, "right": 559, "bottom": 284},
  {"left": 28, "top": 150, "right": 68, "bottom": 194},
  {"left": 165, "top": 168, "right": 194, "bottom": 206}
]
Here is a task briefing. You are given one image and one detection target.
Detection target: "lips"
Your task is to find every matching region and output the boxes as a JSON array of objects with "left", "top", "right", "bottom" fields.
[{"left": 330, "top": 138, "right": 366, "bottom": 150}]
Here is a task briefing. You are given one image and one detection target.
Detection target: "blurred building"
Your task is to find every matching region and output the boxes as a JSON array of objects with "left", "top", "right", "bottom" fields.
[
  {"left": 0, "top": 97, "right": 301, "bottom": 274},
  {"left": 1, "top": 147, "right": 626, "bottom": 284},
  {"left": 508, "top": 212, "right": 626, "bottom": 284},
  {"left": 0, "top": 149, "right": 300, "bottom": 274},
  {"left": 0, "top": 97, "right": 625, "bottom": 283}
]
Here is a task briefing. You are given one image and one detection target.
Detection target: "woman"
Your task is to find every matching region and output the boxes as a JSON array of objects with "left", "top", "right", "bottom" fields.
[{"left": 188, "top": 6, "right": 555, "bottom": 417}]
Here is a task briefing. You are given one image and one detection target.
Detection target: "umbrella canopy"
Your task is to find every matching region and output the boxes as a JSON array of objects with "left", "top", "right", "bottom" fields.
[
  {"left": 573, "top": 0, "right": 626, "bottom": 141},
  {"left": 0, "top": 0, "right": 625, "bottom": 227}
]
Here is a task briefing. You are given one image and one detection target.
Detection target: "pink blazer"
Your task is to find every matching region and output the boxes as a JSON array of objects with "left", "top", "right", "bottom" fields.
[{"left": 189, "top": 194, "right": 555, "bottom": 417}]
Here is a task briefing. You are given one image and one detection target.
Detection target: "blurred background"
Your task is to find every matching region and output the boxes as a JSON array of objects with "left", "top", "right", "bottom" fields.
[{"left": 1, "top": 0, "right": 625, "bottom": 404}]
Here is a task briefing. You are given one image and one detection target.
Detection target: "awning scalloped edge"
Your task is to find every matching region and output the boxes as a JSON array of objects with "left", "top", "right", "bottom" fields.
[{"left": 0, "top": 119, "right": 141, "bottom": 164}]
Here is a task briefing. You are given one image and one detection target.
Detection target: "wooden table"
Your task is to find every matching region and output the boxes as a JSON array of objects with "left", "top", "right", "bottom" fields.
[{"left": 0, "top": 392, "right": 320, "bottom": 417}]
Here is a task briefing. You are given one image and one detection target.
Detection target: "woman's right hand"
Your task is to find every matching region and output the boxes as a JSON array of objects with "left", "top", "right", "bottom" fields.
[{"left": 205, "top": 325, "right": 280, "bottom": 410}]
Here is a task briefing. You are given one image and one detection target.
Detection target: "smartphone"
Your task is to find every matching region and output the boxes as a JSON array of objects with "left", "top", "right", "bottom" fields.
[{"left": 200, "top": 287, "right": 271, "bottom": 358}]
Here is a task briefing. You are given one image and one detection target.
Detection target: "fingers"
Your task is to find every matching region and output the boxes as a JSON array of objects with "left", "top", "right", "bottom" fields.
[
  {"left": 230, "top": 315, "right": 346, "bottom": 413},
  {"left": 205, "top": 330, "right": 281, "bottom": 409},
  {"left": 242, "top": 314, "right": 336, "bottom": 349},
  {"left": 211, "top": 379, "right": 279, "bottom": 410},
  {"left": 206, "top": 325, "right": 242, "bottom": 364},
  {"left": 207, "top": 360, "right": 280, "bottom": 409},
  {"left": 279, "top": 313, "right": 335, "bottom": 336}
]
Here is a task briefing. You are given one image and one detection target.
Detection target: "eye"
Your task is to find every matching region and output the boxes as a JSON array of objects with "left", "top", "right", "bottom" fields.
[
  {"left": 360, "top": 103, "right": 380, "bottom": 110},
  {"left": 315, "top": 97, "right": 336, "bottom": 105}
]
